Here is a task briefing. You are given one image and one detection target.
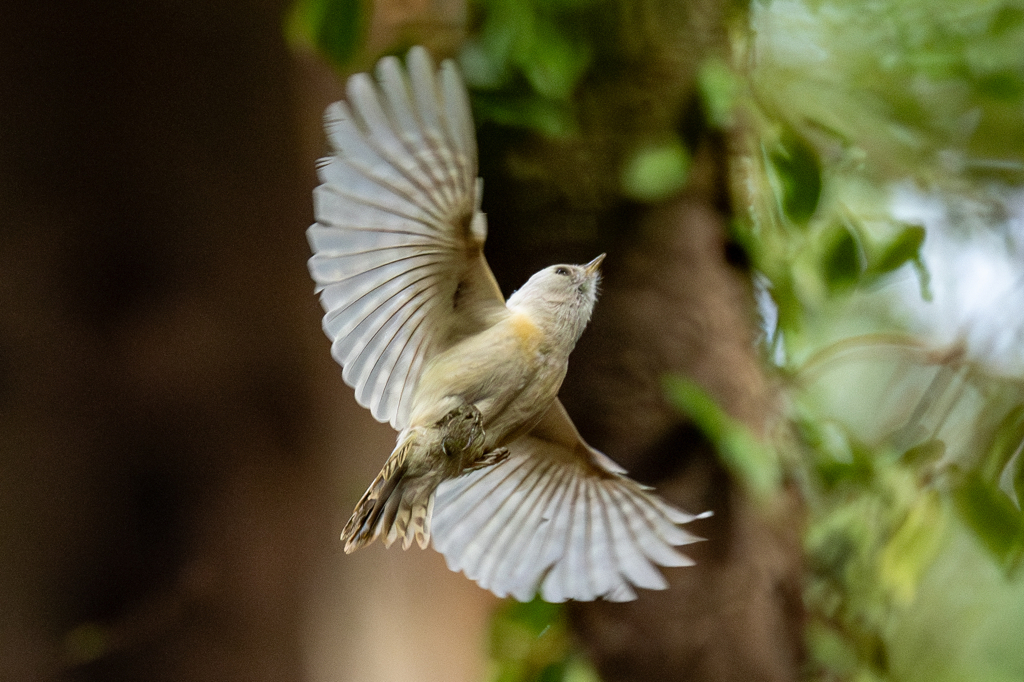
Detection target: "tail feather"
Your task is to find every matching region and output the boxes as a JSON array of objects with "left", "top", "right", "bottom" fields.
[
  {"left": 341, "top": 474, "right": 400, "bottom": 553},
  {"left": 396, "top": 480, "right": 436, "bottom": 549},
  {"left": 342, "top": 443, "right": 408, "bottom": 553},
  {"left": 341, "top": 439, "right": 438, "bottom": 552}
]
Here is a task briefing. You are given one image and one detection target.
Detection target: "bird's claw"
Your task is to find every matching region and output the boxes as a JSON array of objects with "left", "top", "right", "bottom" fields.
[
  {"left": 465, "top": 446, "right": 509, "bottom": 472},
  {"left": 439, "top": 404, "right": 486, "bottom": 459}
]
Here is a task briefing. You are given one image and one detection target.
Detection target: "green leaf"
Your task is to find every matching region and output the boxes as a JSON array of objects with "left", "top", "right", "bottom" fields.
[
  {"left": 620, "top": 138, "right": 690, "bottom": 202},
  {"left": 487, "top": 599, "right": 599, "bottom": 682},
  {"left": 544, "top": 0, "right": 601, "bottom": 9},
  {"left": 698, "top": 58, "right": 741, "bottom": 127},
  {"left": 459, "top": 40, "right": 513, "bottom": 89},
  {"left": 901, "top": 438, "right": 946, "bottom": 468},
  {"left": 911, "top": 254, "right": 933, "bottom": 302},
  {"left": 879, "top": 492, "right": 945, "bottom": 604},
  {"left": 990, "top": 5, "right": 1024, "bottom": 35},
  {"left": 981, "top": 404, "right": 1024, "bottom": 481},
  {"left": 986, "top": 405, "right": 1024, "bottom": 508},
  {"left": 664, "top": 375, "right": 780, "bottom": 497},
  {"left": 798, "top": 418, "right": 876, "bottom": 488},
  {"left": 999, "top": 440, "right": 1024, "bottom": 511},
  {"left": 976, "top": 70, "right": 1024, "bottom": 102},
  {"left": 285, "top": 0, "right": 365, "bottom": 67},
  {"left": 768, "top": 130, "right": 822, "bottom": 226},
  {"left": 807, "top": 621, "right": 860, "bottom": 677},
  {"left": 562, "top": 657, "right": 602, "bottom": 682},
  {"left": 480, "top": 0, "right": 536, "bottom": 74},
  {"left": 490, "top": 599, "right": 566, "bottom": 665},
  {"left": 870, "top": 223, "right": 926, "bottom": 276},
  {"left": 521, "top": 19, "right": 592, "bottom": 101},
  {"left": 954, "top": 471, "right": 1024, "bottom": 571},
  {"left": 536, "top": 662, "right": 565, "bottom": 682},
  {"left": 821, "top": 223, "right": 863, "bottom": 292},
  {"left": 472, "top": 93, "right": 578, "bottom": 137}
]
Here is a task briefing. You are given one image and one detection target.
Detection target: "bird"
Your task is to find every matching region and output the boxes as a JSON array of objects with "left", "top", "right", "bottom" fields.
[{"left": 307, "top": 45, "right": 708, "bottom": 602}]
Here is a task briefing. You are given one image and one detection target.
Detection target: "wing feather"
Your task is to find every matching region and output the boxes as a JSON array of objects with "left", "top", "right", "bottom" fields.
[
  {"left": 376, "top": 56, "right": 464, "bottom": 209},
  {"left": 361, "top": 296, "right": 433, "bottom": 420},
  {"left": 348, "top": 74, "right": 438, "bottom": 200},
  {"left": 431, "top": 454, "right": 529, "bottom": 570},
  {"left": 503, "top": 466, "right": 572, "bottom": 601},
  {"left": 543, "top": 475, "right": 587, "bottom": 602},
  {"left": 324, "top": 271, "right": 430, "bottom": 358},
  {"left": 584, "top": 480, "right": 617, "bottom": 598},
  {"left": 309, "top": 46, "right": 505, "bottom": 430},
  {"left": 324, "top": 104, "right": 439, "bottom": 218},
  {"left": 310, "top": 199, "right": 424, "bottom": 238},
  {"left": 439, "top": 61, "right": 476, "bottom": 165},
  {"left": 433, "top": 426, "right": 708, "bottom": 602},
  {"left": 407, "top": 48, "right": 461, "bottom": 210},
  {"left": 473, "top": 460, "right": 554, "bottom": 590},
  {"left": 459, "top": 463, "right": 542, "bottom": 582},
  {"left": 608, "top": 485, "right": 697, "bottom": 567},
  {"left": 565, "top": 476, "right": 593, "bottom": 600},
  {"left": 477, "top": 462, "right": 559, "bottom": 596},
  {"left": 597, "top": 485, "right": 667, "bottom": 591},
  {"left": 350, "top": 289, "right": 432, "bottom": 411}
]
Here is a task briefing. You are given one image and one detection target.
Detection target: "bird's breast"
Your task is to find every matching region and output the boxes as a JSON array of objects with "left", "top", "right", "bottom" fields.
[
  {"left": 408, "top": 310, "right": 565, "bottom": 443},
  {"left": 507, "top": 311, "right": 545, "bottom": 354}
]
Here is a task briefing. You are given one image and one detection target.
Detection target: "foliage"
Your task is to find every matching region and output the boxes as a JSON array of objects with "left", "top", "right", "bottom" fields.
[
  {"left": 286, "top": 0, "right": 365, "bottom": 66},
  {"left": 664, "top": 375, "right": 781, "bottom": 498},
  {"left": 735, "top": 0, "right": 1024, "bottom": 679},
  {"left": 290, "top": 0, "right": 1024, "bottom": 680},
  {"left": 486, "top": 599, "right": 601, "bottom": 682}
]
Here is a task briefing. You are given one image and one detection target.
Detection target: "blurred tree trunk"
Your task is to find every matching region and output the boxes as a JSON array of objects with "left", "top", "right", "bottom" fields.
[
  {"left": 0, "top": 1, "right": 330, "bottom": 680},
  {"left": 560, "top": 146, "right": 805, "bottom": 682},
  {"left": 481, "top": 124, "right": 804, "bottom": 682},
  {"left": 464, "top": 0, "right": 807, "bottom": 678},
  {"left": 0, "top": 0, "right": 804, "bottom": 681},
  {"left": 0, "top": 2, "right": 496, "bottom": 682}
]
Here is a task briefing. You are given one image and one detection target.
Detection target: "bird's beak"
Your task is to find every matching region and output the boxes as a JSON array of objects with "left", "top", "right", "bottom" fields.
[{"left": 584, "top": 253, "right": 606, "bottom": 276}]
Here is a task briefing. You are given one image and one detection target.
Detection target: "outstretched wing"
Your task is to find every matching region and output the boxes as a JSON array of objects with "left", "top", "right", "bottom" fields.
[
  {"left": 432, "top": 400, "right": 709, "bottom": 602},
  {"left": 308, "top": 47, "right": 506, "bottom": 430}
]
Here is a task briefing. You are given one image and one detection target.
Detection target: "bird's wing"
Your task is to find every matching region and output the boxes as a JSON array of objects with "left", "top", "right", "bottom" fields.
[
  {"left": 308, "top": 47, "right": 507, "bottom": 430},
  {"left": 432, "top": 400, "right": 708, "bottom": 602}
]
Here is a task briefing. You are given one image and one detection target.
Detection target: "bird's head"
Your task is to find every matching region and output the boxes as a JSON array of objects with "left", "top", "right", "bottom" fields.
[{"left": 507, "top": 254, "right": 605, "bottom": 348}]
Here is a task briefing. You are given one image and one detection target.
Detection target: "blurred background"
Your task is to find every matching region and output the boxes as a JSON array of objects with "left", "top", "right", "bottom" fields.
[{"left": 1, "top": 0, "right": 1023, "bottom": 681}]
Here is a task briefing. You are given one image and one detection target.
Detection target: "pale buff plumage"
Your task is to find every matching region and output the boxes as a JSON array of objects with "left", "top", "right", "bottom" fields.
[{"left": 308, "top": 46, "right": 709, "bottom": 602}]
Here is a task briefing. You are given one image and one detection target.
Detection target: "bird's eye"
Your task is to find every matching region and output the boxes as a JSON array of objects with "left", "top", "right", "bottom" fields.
[{"left": 555, "top": 267, "right": 570, "bottom": 276}]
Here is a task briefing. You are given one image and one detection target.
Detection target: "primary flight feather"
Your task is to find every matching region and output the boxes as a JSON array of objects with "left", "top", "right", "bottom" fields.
[{"left": 309, "top": 46, "right": 707, "bottom": 602}]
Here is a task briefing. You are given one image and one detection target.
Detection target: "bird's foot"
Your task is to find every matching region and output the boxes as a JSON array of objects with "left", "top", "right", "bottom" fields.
[
  {"left": 439, "top": 404, "right": 486, "bottom": 459},
  {"left": 464, "top": 446, "right": 509, "bottom": 472}
]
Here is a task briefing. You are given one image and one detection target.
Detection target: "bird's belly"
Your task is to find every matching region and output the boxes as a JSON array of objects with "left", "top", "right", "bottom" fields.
[
  {"left": 477, "top": 358, "right": 563, "bottom": 448},
  {"left": 409, "top": 318, "right": 566, "bottom": 449}
]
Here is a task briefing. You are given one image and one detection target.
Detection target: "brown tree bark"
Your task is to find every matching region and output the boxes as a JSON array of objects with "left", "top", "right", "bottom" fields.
[
  {"left": 0, "top": 2, "right": 329, "bottom": 680},
  {"left": 458, "top": 0, "right": 807, "bottom": 675},
  {"left": 561, "top": 146, "right": 805, "bottom": 682},
  {"left": 477, "top": 130, "right": 804, "bottom": 682}
]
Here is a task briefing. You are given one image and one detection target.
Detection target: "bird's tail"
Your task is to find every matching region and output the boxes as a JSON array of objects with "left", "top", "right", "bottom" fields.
[{"left": 340, "top": 436, "right": 436, "bottom": 553}]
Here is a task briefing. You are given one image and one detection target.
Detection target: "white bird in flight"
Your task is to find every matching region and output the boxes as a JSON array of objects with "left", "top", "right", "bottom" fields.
[{"left": 308, "top": 45, "right": 707, "bottom": 602}]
